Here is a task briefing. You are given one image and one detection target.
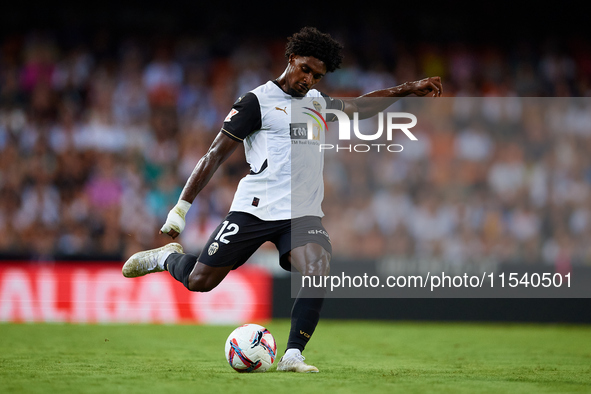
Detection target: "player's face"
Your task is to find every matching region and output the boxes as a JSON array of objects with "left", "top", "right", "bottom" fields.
[{"left": 286, "top": 55, "right": 327, "bottom": 97}]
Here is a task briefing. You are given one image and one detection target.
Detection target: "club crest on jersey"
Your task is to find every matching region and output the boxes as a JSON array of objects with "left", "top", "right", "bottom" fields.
[
  {"left": 224, "top": 109, "right": 239, "bottom": 122},
  {"left": 208, "top": 241, "right": 220, "bottom": 255}
]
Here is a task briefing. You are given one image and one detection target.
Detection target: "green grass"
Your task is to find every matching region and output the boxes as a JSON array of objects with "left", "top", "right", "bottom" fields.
[{"left": 1, "top": 321, "right": 590, "bottom": 393}]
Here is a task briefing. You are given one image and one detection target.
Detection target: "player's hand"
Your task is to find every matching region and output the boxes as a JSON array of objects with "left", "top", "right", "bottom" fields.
[
  {"left": 407, "top": 77, "right": 443, "bottom": 97},
  {"left": 159, "top": 200, "right": 191, "bottom": 240},
  {"left": 159, "top": 228, "right": 180, "bottom": 239}
]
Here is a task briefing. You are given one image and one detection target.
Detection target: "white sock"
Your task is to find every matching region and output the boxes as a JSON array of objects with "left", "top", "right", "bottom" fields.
[
  {"left": 284, "top": 348, "right": 301, "bottom": 359},
  {"left": 158, "top": 251, "right": 173, "bottom": 270}
]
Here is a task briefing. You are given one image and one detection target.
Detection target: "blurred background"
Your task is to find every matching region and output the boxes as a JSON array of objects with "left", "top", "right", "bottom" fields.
[
  {"left": 1, "top": 2, "right": 590, "bottom": 263},
  {"left": 0, "top": 2, "right": 591, "bottom": 263}
]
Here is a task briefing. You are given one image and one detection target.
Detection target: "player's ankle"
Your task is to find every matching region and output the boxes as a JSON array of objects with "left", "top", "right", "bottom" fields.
[
  {"left": 284, "top": 348, "right": 302, "bottom": 359},
  {"left": 159, "top": 252, "right": 174, "bottom": 271}
]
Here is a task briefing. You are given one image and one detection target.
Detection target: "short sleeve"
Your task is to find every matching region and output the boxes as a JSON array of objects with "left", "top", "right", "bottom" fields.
[
  {"left": 320, "top": 92, "right": 345, "bottom": 122},
  {"left": 221, "top": 92, "right": 262, "bottom": 142}
]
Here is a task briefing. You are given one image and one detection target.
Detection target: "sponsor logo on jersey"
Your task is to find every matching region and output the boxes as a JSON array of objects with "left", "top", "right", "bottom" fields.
[
  {"left": 290, "top": 123, "right": 308, "bottom": 139},
  {"left": 290, "top": 120, "right": 321, "bottom": 141},
  {"left": 208, "top": 241, "right": 220, "bottom": 255}
]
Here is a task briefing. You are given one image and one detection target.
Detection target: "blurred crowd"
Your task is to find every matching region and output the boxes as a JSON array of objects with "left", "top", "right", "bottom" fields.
[
  {"left": 1, "top": 29, "right": 590, "bottom": 269},
  {"left": 323, "top": 97, "right": 591, "bottom": 272}
]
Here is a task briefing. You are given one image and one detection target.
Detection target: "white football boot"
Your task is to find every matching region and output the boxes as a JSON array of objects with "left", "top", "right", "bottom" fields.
[
  {"left": 277, "top": 350, "right": 319, "bottom": 373},
  {"left": 122, "top": 243, "right": 183, "bottom": 278}
]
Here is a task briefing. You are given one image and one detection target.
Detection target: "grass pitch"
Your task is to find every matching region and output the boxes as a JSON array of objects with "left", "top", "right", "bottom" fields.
[{"left": 1, "top": 320, "right": 590, "bottom": 393}]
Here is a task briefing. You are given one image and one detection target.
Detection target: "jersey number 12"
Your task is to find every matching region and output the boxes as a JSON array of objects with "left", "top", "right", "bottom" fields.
[{"left": 214, "top": 221, "right": 239, "bottom": 244}]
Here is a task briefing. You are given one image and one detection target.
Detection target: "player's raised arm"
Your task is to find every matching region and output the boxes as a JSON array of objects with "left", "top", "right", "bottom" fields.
[
  {"left": 160, "top": 132, "right": 241, "bottom": 239},
  {"left": 342, "top": 76, "right": 443, "bottom": 119}
]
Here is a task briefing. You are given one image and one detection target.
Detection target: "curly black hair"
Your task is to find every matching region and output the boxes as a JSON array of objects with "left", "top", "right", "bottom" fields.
[{"left": 285, "top": 27, "right": 344, "bottom": 73}]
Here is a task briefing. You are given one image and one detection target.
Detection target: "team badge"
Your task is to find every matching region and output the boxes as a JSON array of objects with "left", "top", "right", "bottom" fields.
[{"left": 208, "top": 241, "right": 220, "bottom": 255}]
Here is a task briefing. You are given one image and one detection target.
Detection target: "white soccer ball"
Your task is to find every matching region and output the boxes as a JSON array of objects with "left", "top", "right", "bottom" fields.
[{"left": 225, "top": 323, "right": 277, "bottom": 373}]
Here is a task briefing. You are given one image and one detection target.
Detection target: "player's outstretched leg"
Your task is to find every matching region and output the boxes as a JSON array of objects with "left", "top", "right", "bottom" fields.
[
  {"left": 122, "top": 243, "right": 183, "bottom": 278},
  {"left": 166, "top": 253, "right": 233, "bottom": 292},
  {"left": 277, "top": 243, "right": 330, "bottom": 373},
  {"left": 123, "top": 243, "right": 231, "bottom": 293}
]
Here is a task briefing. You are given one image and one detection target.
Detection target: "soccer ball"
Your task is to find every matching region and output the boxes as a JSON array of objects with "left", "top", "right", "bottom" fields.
[{"left": 225, "top": 323, "right": 277, "bottom": 373}]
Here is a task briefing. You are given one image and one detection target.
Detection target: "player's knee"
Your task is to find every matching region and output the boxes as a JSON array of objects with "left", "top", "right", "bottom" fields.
[
  {"left": 187, "top": 273, "right": 217, "bottom": 292},
  {"left": 310, "top": 260, "right": 330, "bottom": 276},
  {"left": 303, "top": 251, "right": 331, "bottom": 276},
  {"left": 290, "top": 244, "right": 332, "bottom": 276}
]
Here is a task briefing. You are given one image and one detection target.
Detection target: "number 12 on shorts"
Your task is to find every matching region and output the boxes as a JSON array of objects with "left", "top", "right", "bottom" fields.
[{"left": 214, "top": 221, "right": 239, "bottom": 244}]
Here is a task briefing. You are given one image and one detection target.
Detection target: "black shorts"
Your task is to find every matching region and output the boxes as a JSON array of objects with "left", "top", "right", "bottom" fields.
[{"left": 197, "top": 211, "right": 332, "bottom": 271}]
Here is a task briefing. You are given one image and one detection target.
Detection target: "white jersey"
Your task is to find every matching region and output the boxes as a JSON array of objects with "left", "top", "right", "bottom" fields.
[{"left": 221, "top": 80, "right": 343, "bottom": 221}]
